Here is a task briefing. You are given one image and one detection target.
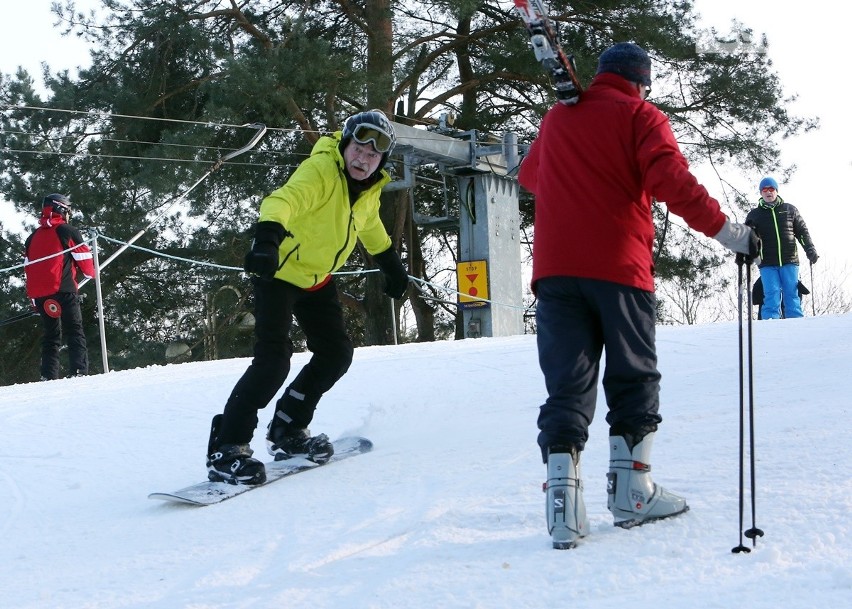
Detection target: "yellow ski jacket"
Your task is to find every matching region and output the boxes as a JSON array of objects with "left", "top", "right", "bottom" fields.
[{"left": 258, "top": 132, "right": 392, "bottom": 289}]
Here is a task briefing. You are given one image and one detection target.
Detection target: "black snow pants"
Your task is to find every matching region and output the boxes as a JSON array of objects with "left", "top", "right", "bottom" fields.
[
  {"left": 534, "top": 276, "right": 662, "bottom": 461},
  {"left": 35, "top": 291, "right": 88, "bottom": 379},
  {"left": 217, "top": 277, "right": 354, "bottom": 445}
]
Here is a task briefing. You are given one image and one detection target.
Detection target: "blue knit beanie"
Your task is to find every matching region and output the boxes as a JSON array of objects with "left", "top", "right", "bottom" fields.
[
  {"left": 759, "top": 177, "right": 778, "bottom": 192},
  {"left": 596, "top": 42, "right": 652, "bottom": 86}
]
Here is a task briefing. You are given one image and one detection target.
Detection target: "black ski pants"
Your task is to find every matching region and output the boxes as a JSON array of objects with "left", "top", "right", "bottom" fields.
[
  {"left": 535, "top": 276, "right": 662, "bottom": 461},
  {"left": 218, "top": 277, "right": 354, "bottom": 445},
  {"left": 35, "top": 291, "right": 88, "bottom": 379}
]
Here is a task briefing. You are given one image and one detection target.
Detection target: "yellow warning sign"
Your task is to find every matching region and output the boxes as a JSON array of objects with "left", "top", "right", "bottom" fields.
[{"left": 457, "top": 260, "right": 490, "bottom": 309}]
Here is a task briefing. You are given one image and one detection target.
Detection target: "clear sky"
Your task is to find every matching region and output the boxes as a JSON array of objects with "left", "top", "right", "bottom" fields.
[
  {"left": 2, "top": 1, "right": 850, "bottom": 285},
  {"left": 1, "top": 1, "right": 100, "bottom": 229}
]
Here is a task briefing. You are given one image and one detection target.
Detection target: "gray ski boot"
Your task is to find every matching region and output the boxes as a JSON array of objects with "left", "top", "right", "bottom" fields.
[
  {"left": 606, "top": 431, "right": 688, "bottom": 528},
  {"left": 544, "top": 446, "right": 589, "bottom": 549}
]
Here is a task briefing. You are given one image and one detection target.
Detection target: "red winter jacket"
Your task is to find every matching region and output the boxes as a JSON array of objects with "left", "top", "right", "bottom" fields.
[
  {"left": 519, "top": 73, "right": 727, "bottom": 292},
  {"left": 24, "top": 209, "right": 95, "bottom": 299}
]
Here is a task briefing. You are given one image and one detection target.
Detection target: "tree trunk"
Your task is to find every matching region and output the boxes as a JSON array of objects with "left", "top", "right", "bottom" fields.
[
  {"left": 361, "top": 0, "right": 407, "bottom": 345},
  {"left": 409, "top": 224, "right": 436, "bottom": 342},
  {"left": 454, "top": 15, "right": 477, "bottom": 130},
  {"left": 365, "top": 0, "right": 394, "bottom": 111}
]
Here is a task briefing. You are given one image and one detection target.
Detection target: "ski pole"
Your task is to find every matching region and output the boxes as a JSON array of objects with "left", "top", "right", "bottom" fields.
[
  {"left": 742, "top": 261, "right": 764, "bottom": 548},
  {"left": 810, "top": 262, "right": 816, "bottom": 316},
  {"left": 732, "top": 256, "right": 750, "bottom": 554}
]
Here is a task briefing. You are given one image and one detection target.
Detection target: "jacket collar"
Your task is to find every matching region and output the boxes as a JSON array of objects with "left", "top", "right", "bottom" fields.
[
  {"left": 588, "top": 72, "right": 644, "bottom": 98},
  {"left": 759, "top": 195, "right": 784, "bottom": 209},
  {"left": 39, "top": 210, "right": 67, "bottom": 229}
]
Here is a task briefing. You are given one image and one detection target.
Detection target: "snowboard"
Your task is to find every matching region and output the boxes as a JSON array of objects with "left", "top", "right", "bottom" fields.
[{"left": 149, "top": 436, "right": 372, "bottom": 506}]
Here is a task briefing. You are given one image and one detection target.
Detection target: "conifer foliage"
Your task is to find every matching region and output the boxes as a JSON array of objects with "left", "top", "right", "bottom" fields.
[{"left": 0, "top": 1, "right": 806, "bottom": 385}]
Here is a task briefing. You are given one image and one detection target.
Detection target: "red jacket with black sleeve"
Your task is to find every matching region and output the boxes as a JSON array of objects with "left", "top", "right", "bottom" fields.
[
  {"left": 519, "top": 73, "right": 727, "bottom": 292},
  {"left": 24, "top": 210, "right": 95, "bottom": 299}
]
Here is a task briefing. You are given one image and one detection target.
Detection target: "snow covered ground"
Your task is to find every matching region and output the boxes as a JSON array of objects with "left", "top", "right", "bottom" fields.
[{"left": 1, "top": 313, "right": 850, "bottom": 608}]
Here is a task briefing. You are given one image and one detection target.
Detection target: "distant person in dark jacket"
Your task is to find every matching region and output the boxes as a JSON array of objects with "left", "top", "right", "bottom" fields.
[
  {"left": 206, "top": 109, "right": 408, "bottom": 486},
  {"left": 24, "top": 194, "right": 95, "bottom": 379},
  {"left": 745, "top": 177, "right": 818, "bottom": 319}
]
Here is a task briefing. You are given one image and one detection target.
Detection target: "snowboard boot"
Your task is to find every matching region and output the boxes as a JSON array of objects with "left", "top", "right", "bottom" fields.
[
  {"left": 206, "top": 414, "right": 266, "bottom": 485},
  {"left": 544, "top": 445, "right": 589, "bottom": 549},
  {"left": 606, "top": 431, "right": 688, "bottom": 528},
  {"left": 266, "top": 411, "right": 334, "bottom": 464}
]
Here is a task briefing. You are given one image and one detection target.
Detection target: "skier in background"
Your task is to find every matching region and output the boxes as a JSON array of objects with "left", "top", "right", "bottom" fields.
[
  {"left": 206, "top": 109, "right": 409, "bottom": 485},
  {"left": 24, "top": 193, "right": 95, "bottom": 380},
  {"left": 519, "top": 42, "right": 759, "bottom": 549},
  {"left": 746, "top": 177, "right": 818, "bottom": 320}
]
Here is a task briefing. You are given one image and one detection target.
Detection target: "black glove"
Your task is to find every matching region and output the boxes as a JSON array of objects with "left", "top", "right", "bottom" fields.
[
  {"left": 243, "top": 221, "right": 287, "bottom": 280},
  {"left": 736, "top": 231, "right": 761, "bottom": 266},
  {"left": 807, "top": 249, "right": 819, "bottom": 265},
  {"left": 373, "top": 247, "right": 409, "bottom": 299}
]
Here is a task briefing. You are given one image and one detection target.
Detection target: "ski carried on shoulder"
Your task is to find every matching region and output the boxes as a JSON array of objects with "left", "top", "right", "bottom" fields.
[
  {"left": 513, "top": 0, "right": 583, "bottom": 104},
  {"left": 149, "top": 436, "right": 372, "bottom": 506}
]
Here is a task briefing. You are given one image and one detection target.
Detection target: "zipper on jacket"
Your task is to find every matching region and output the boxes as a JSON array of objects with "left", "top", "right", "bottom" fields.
[
  {"left": 757, "top": 200, "right": 784, "bottom": 264},
  {"left": 330, "top": 211, "right": 355, "bottom": 273},
  {"left": 770, "top": 207, "right": 782, "bottom": 263},
  {"left": 331, "top": 163, "right": 356, "bottom": 274},
  {"left": 278, "top": 243, "right": 300, "bottom": 271}
]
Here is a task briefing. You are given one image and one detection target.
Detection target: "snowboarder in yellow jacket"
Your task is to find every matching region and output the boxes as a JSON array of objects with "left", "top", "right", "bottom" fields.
[{"left": 207, "top": 109, "right": 408, "bottom": 485}]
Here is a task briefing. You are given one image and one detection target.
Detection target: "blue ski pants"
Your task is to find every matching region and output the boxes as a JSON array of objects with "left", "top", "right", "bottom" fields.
[{"left": 760, "top": 264, "right": 803, "bottom": 319}]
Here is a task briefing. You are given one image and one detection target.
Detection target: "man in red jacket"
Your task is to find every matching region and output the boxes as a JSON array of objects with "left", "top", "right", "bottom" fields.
[
  {"left": 519, "top": 42, "right": 758, "bottom": 549},
  {"left": 24, "top": 193, "right": 96, "bottom": 380}
]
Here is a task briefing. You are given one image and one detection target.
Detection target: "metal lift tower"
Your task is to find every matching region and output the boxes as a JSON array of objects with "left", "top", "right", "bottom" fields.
[{"left": 388, "top": 120, "right": 524, "bottom": 338}]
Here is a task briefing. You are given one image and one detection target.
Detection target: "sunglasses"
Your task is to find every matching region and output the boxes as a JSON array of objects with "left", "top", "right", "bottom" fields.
[
  {"left": 351, "top": 124, "right": 393, "bottom": 153},
  {"left": 761, "top": 187, "right": 776, "bottom": 192}
]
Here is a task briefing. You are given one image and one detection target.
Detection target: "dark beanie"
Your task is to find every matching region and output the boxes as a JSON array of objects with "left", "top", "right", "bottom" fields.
[{"left": 596, "top": 42, "right": 652, "bottom": 86}]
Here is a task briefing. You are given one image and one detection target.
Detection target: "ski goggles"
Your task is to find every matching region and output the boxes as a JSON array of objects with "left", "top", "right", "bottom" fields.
[{"left": 351, "top": 123, "right": 394, "bottom": 153}]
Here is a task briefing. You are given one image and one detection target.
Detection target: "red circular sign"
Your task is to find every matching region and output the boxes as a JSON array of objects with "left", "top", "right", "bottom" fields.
[{"left": 43, "top": 299, "right": 62, "bottom": 318}]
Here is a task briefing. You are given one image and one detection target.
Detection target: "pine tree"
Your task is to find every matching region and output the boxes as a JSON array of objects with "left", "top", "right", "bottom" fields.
[{"left": 0, "top": 0, "right": 810, "bottom": 384}]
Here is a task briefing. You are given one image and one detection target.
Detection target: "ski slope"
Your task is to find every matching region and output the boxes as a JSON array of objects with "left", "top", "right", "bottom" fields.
[{"left": 1, "top": 314, "right": 850, "bottom": 608}]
